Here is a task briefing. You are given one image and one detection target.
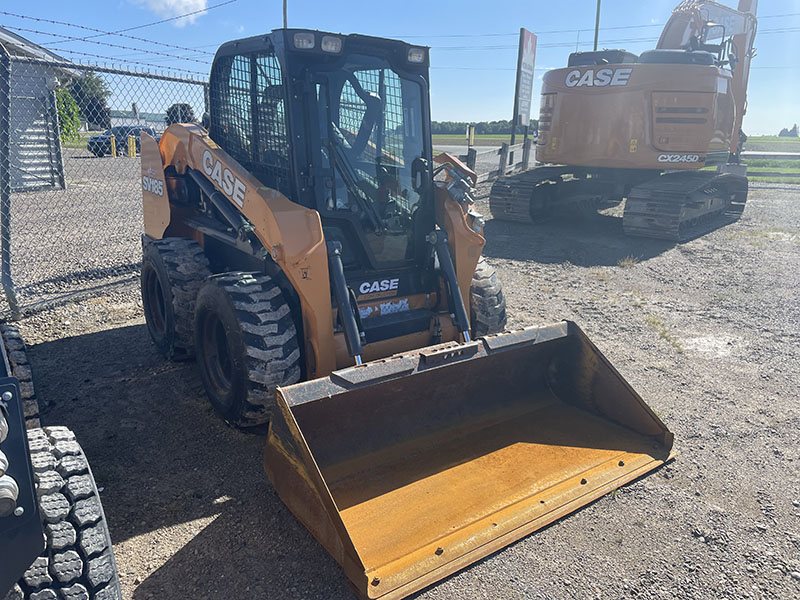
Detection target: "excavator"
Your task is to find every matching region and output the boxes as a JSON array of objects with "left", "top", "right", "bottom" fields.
[
  {"left": 490, "top": 0, "right": 758, "bottom": 241},
  {"left": 139, "top": 28, "right": 674, "bottom": 599}
]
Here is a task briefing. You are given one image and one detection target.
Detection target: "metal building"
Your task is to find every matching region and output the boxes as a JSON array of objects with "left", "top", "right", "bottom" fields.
[{"left": 0, "top": 27, "right": 77, "bottom": 192}]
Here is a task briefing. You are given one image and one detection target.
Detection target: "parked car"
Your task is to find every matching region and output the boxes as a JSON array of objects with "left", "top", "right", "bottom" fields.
[{"left": 87, "top": 126, "right": 159, "bottom": 157}]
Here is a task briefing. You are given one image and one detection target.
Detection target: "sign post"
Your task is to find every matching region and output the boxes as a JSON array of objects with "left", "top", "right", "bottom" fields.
[{"left": 510, "top": 28, "right": 537, "bottom": 165}]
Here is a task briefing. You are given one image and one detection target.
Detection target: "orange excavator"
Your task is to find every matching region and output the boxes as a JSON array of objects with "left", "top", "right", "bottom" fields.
[{"left": 491, "top": 0, "right": 758, "bottom": 241}]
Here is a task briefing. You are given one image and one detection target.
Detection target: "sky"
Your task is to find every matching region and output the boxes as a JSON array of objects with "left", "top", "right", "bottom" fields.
[{"left": 1, "top": 0, "right": 799, "bottom": 135}]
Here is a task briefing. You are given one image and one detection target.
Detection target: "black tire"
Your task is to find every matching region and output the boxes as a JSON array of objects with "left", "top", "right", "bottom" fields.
[
  {"left": 470, "top": 256, "right": 507, "bottom": 338},
  {"left": 4, "top": 427, "right": 122, "bottom": 600},
  {"left": 1, "top": 324, "right": 40, "bottom": 429},
  {"left": 194, "top": 272, "right": 301, "bottom": 427},
  {"left": 141, "top": 237, "right": 211, "bottom": 361}
]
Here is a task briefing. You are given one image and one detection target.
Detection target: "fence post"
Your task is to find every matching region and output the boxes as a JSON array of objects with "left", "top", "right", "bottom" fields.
[
  {"left": 522, "top": 138, "right": 532, "bottom": 171},
  {"left": 0, "top": 45, "right": 19, "bottom": 317},
  {"left": 498, "top": 143, "right": 509, "bottom": 177},
  {"left": 467, "top": 147, "right": 477, "bottom": 171}
]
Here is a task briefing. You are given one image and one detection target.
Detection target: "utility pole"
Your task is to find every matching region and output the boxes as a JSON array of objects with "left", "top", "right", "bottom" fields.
[
  {"left": 593, "top": 0, "right": 601, "bottom": 51},
  {"left": 283, "top": 0, "right": 288, "bottom": 28}
]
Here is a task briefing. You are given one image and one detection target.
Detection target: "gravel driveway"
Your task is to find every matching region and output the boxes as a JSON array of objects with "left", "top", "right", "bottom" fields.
[{"left": 12, "top": 183, "right": 800, "bottom": 600}]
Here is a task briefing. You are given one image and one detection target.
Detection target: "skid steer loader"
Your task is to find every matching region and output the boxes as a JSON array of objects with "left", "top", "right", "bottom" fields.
[{"left": 139, "top": 29, "right": 674, "bottom": 599}]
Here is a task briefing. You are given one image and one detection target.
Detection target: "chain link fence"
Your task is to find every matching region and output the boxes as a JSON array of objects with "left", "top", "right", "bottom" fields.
[{"left": 0, "top": 43, "right": 207, "bottom": 316}]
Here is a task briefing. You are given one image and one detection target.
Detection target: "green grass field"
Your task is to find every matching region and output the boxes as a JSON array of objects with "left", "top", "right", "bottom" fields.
[
  {"left": 433, "top": 134, "right": 515, "bottom": 147},
  {"left": 61, "top": 131, "right": 101, "bottom": 150},
  {"left": 747, "top": 135, "right": 800, "bottom": 144}
]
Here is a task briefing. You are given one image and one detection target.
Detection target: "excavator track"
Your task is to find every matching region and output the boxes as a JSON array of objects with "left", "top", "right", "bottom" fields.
[
  {"left": 623, "top": 171, "right": 748, "bottom": 242},
  {"left": 489, "top": 167, "right": 565, "bottom": 223},
  {"left": 489, "top": 166, "right": 617, "bottom": 223}
]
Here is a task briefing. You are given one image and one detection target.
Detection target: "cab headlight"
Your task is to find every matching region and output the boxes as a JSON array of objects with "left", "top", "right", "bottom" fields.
[
  {"left": 407, "top": 47, "right": 426, "bottom": 63},
  {"left": 321, "top": 35, "right": 342, "bottom": 53},
  {"left": 293, "top": 32, "right": 315, "bottom": 50}
]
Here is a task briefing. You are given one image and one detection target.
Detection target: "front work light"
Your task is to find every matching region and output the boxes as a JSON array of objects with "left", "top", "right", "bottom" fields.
[
  {"left": 407, "top": 47, "right": 426, "bottom": 63},
  {"left": 293, "top": 32, "right": 315, "bottom": 49},
  {"left": 321, "top": 35, "right": 343, "bottom": 53}
]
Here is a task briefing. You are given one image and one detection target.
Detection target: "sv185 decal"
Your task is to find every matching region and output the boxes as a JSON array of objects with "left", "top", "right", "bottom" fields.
[{"left": 142, "top": 175, "right": 164, "bottom": 196}]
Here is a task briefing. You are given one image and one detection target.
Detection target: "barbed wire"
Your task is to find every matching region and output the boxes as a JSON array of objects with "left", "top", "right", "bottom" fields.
[
  {"left": 0, "top": 10, "right": 216, "bottom": 54},
  {"left": 3, "top": 25, "right": 212, "bottom": 65},
  {"left": 43, "top": 48, "right": 209, "bottom": 77}
]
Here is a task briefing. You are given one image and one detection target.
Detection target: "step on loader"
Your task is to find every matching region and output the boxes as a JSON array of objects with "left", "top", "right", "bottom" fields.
[{"left": 139, "top": 28, "right": 674, "bottom": 599}]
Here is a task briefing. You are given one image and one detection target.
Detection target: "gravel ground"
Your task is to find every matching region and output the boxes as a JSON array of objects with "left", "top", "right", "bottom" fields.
[
  {"left": 8, "top": 147, "right": 143, "bottom": 311},
  {"left": 9, "top": 183, "right": 800, "bottom": 600}
]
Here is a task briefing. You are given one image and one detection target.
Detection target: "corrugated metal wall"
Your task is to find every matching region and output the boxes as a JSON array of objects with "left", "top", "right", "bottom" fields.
[{"left": 9, "top": 61, "right": 64, "bottom": 192}]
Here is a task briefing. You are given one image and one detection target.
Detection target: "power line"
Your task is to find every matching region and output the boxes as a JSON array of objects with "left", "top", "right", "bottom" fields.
[
  {"left": 394, "top": 11, "right": 800, "bottom": 40},
  {"left": 397, "top": 22, "right": 665, "bottom": 39},
  {"left": 3, "top": 25, "right": 212, "bottom": 64},
  {"left": 0, "top": 12, "right": 215, "bottom": 55},
  {"left": 433, "top": 36, "right": 661, "bottom": 51},
  {"left": 84, "top": 0, "right": 238, "bottom": 38},
  {"left": 0, "top": 2, "right": 236, "bottom": 50},
  {"left": 430, "top": 25, "right": 798, "bottom": 52}
]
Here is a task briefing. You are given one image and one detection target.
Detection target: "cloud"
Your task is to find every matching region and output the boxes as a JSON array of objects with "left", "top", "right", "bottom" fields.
[{"left": 134, "top": 0, "right": 208, "bottom": 27}]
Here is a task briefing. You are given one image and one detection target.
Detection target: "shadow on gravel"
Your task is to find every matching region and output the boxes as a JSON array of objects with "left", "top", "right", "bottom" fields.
[
  {"left": 482, "top": 213, "right": 674, "bottom": 266},
  {"left": 28, "top": 324, "right": 356, "bottom": 599}
]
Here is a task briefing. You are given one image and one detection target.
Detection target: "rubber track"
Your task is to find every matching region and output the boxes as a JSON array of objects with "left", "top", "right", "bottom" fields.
[
  {"left": 623, "top": 171, "right": 748, "bottom": 242},
  {"left": 147, "top": 238, "right": 211, "bottom": 359},
  {"left": 216, "top": 272, "right": 302, "bottom": 426},
  {"left": 470, "top": 257, "right": 507, "bottom": 338},
  {"left": 5, "top": 428, "right": 122, "bottom": 600},
  {"left": 1, "top": 324, "right": 40, "bottom": 429}
]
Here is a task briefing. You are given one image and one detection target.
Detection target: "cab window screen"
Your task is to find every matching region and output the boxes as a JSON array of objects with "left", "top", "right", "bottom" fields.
[{"left": 209, "top": 48, "right": 291, "bottom": 197}]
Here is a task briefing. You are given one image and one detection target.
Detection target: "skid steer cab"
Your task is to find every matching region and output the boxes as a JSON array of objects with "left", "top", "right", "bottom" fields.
[{"left": 139, "top": 28, "right": 673, "bottom": 600}]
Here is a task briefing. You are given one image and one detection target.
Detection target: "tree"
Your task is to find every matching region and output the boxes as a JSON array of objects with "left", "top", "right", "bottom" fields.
[
  {"left": 165, "top": 103, "right": 197, "bottom": 125},
  {"left": 431, "top": 120, "right": 539, "bottom": 136},
  {"left": 55, "top": 88, "right": 81, "bottom": 144},
  {"left": 791, "top": 124, "right": 799, "bottom": 137},
  {"left": 68, "top": 72, "right": 112, "bottom": 130}
]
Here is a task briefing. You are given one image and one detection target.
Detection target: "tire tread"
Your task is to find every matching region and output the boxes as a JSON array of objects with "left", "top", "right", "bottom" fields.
[
  {"left": 470, "top": 256, "right": 508, "bottom": 337},
  {"left": 9, "top": 428, "right": 122, "bottom": 600}
]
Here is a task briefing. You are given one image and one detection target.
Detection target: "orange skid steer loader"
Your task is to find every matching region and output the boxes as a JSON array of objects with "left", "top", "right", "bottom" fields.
[{"left": 139, "top": 29, "right": 674, "bottom": 599}]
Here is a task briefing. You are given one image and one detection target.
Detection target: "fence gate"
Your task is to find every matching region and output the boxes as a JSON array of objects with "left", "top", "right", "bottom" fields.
[{"left": 0, "top": 45, "right": 208, "bottom": 316}]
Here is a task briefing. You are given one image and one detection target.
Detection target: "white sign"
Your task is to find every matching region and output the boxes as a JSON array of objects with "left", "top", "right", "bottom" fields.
[{"left": 513, "top": 28, "right": 537, "bottom": 127}]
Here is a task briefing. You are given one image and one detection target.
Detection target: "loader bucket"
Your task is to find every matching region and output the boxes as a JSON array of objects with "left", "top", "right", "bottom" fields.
[{"left": 264, "top": 321, "right": 674, "bottom": 600}]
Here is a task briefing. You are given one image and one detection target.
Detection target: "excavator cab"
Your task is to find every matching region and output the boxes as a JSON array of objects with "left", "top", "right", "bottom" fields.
[{"left": 140, "top": 27, "right": 674, "bottom": 600}]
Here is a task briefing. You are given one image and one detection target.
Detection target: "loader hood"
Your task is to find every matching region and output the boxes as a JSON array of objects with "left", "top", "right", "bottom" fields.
[{"left": 264, "top": 321, "right": 674, "bottom": 599}]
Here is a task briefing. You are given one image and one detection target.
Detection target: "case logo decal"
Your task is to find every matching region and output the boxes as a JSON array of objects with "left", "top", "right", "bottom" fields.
[
  {"left": 565, "top": 67, "right": 633, "bottom": 88},
  {"left": 202, "top": 150, "right": 247, "bottom": 207}
]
